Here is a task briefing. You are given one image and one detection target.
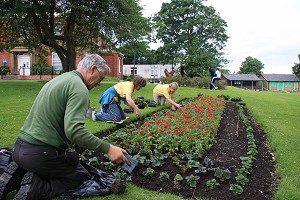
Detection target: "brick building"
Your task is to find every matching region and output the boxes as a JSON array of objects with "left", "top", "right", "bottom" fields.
[
  {"left": 259, "top": 74, "right": 300, "bottom": 91},
  {"left": 0, "top": 47, "right": 123, "bottom": 80}
]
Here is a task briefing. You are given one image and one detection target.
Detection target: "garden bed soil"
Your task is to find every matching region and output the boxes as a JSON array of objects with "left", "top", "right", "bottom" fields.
[{"left": 94, "top": 102, "right": 279, "bottom": 200}]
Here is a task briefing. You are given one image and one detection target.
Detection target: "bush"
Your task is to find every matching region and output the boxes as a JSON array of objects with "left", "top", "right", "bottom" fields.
[
  {"left": 160, "top": 75, "right": 213, "bottom": 89},
  {"left": 0, "top": 66, "right": 10, "bottom": 75},
  {"left": 31, "top": 66, "right": 54, "bottom": 75},
  {"left": 160, "top": 75, "right": 192, "bottom": 86}
]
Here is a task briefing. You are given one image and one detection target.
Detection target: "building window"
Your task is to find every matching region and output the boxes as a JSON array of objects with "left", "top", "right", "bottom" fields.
[
  {"left": 52, "top": 52, "right": 62, "bottom": 71},
  {"left": 118, "top": 58, "right": 121, "bottom": 73},
  {"left": 55, "top": 22, "right": 62, "bottom": 36},
  {"left": 270, "top": 82, "right": 276, "bottom": 87},
  {"left": 131, "top": 66, "right": 137, "bottom": 75},
  {"left": 234, "top": 81, "right": 241, "bottom": 85},
  {"left": 285, "top": 82, "right": 292, "bottom": 87}
]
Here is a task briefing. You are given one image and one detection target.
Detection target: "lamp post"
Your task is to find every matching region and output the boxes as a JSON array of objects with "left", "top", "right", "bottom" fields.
[{"left": 131, "top": 51, "right": 137, "bottom": 79}]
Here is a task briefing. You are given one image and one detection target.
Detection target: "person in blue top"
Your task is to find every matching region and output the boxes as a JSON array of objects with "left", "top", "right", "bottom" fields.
[{"left": 93, "top": 76, "right": 147, "bottom": 122}]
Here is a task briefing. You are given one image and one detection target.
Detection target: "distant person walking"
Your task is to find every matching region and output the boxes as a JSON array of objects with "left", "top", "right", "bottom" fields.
[{"left": 210, "top": 67, "right": 221, "bottom": 90}]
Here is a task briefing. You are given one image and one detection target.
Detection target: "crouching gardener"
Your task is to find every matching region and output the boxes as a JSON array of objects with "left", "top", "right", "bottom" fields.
[
  {"left": 0, "top": 54, "right": 129, "bottom": 200},
  {"left": 153, "top": 82, "right": 181, "bottom": 111},
  {"left": 92, "top": 76, "right": 147, "bottom": 122}
]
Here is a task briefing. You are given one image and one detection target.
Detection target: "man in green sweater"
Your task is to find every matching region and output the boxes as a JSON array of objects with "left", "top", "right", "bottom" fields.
[{"left": 0, "top": 54, "right": 129, "bottom": 200}]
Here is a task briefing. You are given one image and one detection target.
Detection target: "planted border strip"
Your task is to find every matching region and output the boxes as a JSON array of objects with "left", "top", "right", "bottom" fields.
[{"left": 229, "top": 105, "right": 258, "bottom": 196}]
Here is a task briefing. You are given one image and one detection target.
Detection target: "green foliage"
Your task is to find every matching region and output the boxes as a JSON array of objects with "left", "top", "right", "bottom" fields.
[
  {"left": 206, "top": 179, "right": 220, "bottom": 189},
  {"left": 187, "top": 160, "right": 200, "bottom": 168},
  {"left": 150, "top": 151, "right": 167, "bottom": 167},
  {"left": 185, "top": 174, "right": 200, "bottom": 188},
  {"left": 143, "top": 168, "right": 155, "bottom": 177},
  {"left": 31, "top": 67, "right": 54, "bottom": 75},
  {"left": 229, "top": 184, "right": 243, "bottom": 195},
  {"left": 159, "top": 172, "right": 170, "bottom": 182},
  {"left": 153, "top": 0, "right": 229, "bottom": 76},
  {"left": 88, "top": 157, "right": 100, "bottom": 167},
  {"left": 0, "top": 0, "right": 151, "bottom": 72},
  {"left": 160, "top": 75, "right": 225, "bottom": 90},
  {"left": 173, "top": 174, "right": 184, "bottom": 185},
  {"left": 134, "top": 155, "right": 150, "bottom": 166},
  {"left": 0, "top": 66, "right": 10, "bottom": 75},
  {"left": 238, "top": 56, "right": 264, "bottom": 75},
  {"left": 292, "top": 62, "right": 300, "bottom": 78},
  {"left": 235, "top": 174, "right": 249, "bottom": 186},
  {"left": 214, "top": 167, "right": 231, "bottom": 181},
  {"left": 32, "top": 57, "right": 50, "bottom": 68},
  {"left": 104, "top": 161, "right": 115, "bottom": 171}
]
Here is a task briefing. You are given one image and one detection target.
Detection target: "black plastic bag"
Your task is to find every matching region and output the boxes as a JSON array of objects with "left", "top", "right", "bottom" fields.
[
  {"left": 60, "top": 162, "right": 115, "bottom": 198},
  {"left": 0, "top": 148, "right": 13, "bottom": 175}
]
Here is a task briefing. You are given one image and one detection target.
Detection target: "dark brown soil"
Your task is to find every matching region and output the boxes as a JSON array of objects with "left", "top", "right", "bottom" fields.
[{"left": 93, "top": 102, "right": 279, "bottom": 200}]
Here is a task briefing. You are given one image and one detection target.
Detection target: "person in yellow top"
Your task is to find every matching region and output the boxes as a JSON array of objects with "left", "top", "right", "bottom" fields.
[
  {"left": 93, "top": 76, "right": 147, "bottom": 122},
  {"left": 153, "top": 82, "right": 181, "bottom": 111}
]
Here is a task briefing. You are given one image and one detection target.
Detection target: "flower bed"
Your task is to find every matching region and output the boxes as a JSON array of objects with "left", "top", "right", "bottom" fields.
[
  {"left": 108, "top": 95, "right": 225, "bottom": 156},
  {"left": 80, "top": 97, "right": 277, "bottom": 199}
]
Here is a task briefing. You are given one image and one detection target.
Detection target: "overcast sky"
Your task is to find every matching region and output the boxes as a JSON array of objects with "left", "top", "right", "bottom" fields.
[{"left": 140, "top": 0, "right": 300, "bottom": 74}]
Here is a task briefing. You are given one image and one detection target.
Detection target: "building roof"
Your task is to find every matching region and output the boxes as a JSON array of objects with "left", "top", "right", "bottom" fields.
[
  {"left": 222, "top": 74, "right": 262, "bottom": 81},
  {"left": 260, "top": 74, "right": 300, "bottom": 82}
]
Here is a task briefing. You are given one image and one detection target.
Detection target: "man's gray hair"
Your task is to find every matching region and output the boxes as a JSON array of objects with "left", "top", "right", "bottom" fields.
[{"left": 77, "top": 54, "right": 111, "bottom": 74}]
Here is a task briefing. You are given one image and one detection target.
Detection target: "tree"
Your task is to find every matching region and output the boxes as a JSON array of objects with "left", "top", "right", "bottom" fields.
[
  {"left": 0, "top": 0, "right": 151, "bottom": 72},
  {"left": 292, "top": 54, "right": 300, "bottom": 78},
  {"left": 238, "top": 56, "right": 264, "bottom": 75},
  {"left": 153, "top": 0, "right": 229, "bottom": 77}
]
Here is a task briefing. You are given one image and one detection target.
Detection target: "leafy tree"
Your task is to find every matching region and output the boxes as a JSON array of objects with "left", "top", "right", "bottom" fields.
[
  {"left": 118, "top": 42, "right": 150, "bottom": 65},
  {"left": 153, "top": 0, "right": 229, "bottom": 77},
  {"left": 292, "top": 54, "right": 300, "bottom": 78},
  {"left": 238, "top": 56, "right": 264, "bottom": 75},
  {"left": 0, "top": 0, "right": 151, "bottom": 72}
]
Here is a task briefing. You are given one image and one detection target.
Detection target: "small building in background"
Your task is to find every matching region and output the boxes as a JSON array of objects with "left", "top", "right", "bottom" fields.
[
  {"left": 123, "top": 64, "right": 179, "bottom": 82},
  {"left": 259, "top": 74, "right": 300, "bottom": 91},
  {"left": 222, "top": 74, "right": 263, "bottom": 91}
]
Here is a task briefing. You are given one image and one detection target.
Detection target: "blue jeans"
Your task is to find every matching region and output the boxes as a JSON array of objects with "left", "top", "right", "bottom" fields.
[{"left": 94, "top": 100, "right": 126, "bottom": 122}]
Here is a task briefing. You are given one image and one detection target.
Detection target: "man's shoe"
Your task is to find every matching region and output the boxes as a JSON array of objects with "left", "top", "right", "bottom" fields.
[
  {"left": 14, "top": 172, "right": 49, "bottom": 200},
  {"left": 0, "top": 148, "right": 13, "bottom": 175},
  {"left": 0, "top": 161, "right": 26, "bottom": 200},
  {"left": 14, "top": 172, "right": 37, "bottom": 200}
]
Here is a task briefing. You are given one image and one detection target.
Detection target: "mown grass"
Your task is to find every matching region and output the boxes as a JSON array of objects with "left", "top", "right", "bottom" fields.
[{"left": 0, "top": 80, "right": 299, "bottom": 199}]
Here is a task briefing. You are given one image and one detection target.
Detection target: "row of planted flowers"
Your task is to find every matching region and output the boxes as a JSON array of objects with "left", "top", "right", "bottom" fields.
[{"left": 107, "top": 95, "right": 225, "bottom": 156}]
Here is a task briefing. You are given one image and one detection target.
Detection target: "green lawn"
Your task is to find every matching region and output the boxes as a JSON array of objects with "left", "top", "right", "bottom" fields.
[{"left": 0, "top": 80, "right": 299, "bottom": 199}]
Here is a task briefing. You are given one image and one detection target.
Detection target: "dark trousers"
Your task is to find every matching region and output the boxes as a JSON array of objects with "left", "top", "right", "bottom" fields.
[{"left": 12, "top": 138, "right": 91, "bottom": 198}]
